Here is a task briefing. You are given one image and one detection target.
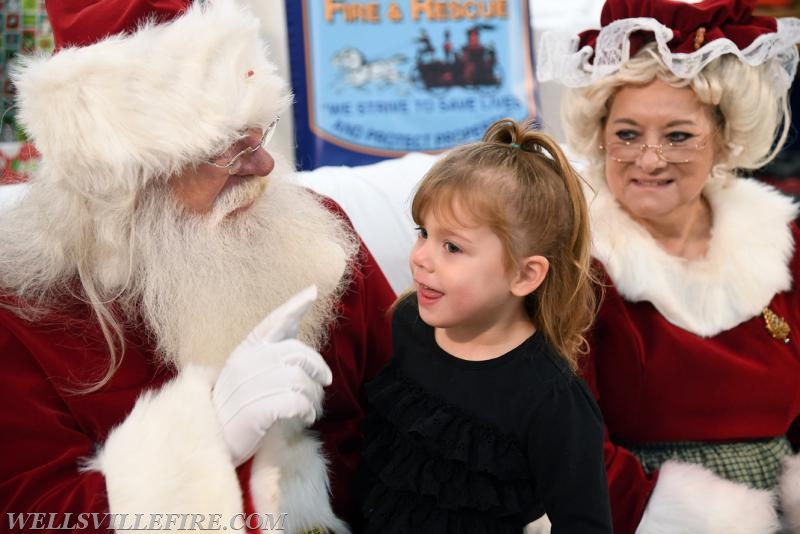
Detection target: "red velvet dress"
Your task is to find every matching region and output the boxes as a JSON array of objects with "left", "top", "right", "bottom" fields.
[
  {"left": 0, "top": 201, "right": 395, "bottom": 532},
  {"left": 582, "top": 177, "right": 800, "bottom": 534}
]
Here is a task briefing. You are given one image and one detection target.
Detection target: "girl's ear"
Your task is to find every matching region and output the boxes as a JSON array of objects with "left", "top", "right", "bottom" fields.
[{"left": 510, "top": 255, "right": 549, "bottom": 297}]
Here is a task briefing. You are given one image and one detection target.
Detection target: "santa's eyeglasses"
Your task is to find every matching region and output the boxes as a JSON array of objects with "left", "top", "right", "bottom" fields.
[{"left": 205, "top": 115, "right": 280, "bottom": 174}]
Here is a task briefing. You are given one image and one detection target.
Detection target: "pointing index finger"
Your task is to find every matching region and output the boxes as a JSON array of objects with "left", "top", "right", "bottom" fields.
[{"left": 246, "top": 285, "right": 318, "bottom": 344}]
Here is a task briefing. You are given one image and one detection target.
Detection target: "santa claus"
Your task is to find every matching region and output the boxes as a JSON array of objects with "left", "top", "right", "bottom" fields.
[{"left": 0, "top": 1, "right": 394, "bottom": 533}]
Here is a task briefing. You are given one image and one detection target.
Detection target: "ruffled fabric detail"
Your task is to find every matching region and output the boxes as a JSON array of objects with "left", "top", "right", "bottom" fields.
[
  {"left": 538, "top": 16, "right": 800, "bottom": 92},
  {"left": 360, "top": 363, "right": 538, "bottom": 533}
]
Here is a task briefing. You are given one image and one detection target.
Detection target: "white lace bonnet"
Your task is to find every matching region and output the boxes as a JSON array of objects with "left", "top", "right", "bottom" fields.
[{"left": 537, "top": 0, "right": 800, "bottom": 91}]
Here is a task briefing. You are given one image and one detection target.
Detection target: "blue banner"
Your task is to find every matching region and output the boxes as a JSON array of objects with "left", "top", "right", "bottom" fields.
[{"left": 286, "top": 0, "right": 539, "bottom": 169}]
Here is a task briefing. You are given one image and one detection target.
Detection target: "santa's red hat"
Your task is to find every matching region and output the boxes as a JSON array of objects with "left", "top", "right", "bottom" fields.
[
  {"left": 10, "top": 0, "right": 290, "bottom": 195},
  {"left": 538, "top": 0, "right": 800, "bottom": 89},
  {"left": 47, "top": 0, "right": 190, "bottom": 49}
]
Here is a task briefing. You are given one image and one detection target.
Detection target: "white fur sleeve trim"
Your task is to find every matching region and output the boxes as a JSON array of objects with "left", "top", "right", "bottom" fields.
[
  {"left": 637, "top": 461, "right": 780, "bottom": 534},
  {"left": 780, "top": 452, "right": 800, "bottom": 533},
  {"left": 250, "top": 422, "right": 350, "bottom": 534},
  {"left": 86, "top": 366, "right": 243, "bottom": 519},
  {"left": 524, "top": 514, "right": 552, "bottom": 533}
]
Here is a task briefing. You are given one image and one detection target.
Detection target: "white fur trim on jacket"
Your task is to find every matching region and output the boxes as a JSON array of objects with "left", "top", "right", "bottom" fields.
[
  {"left": 86, "top": 366, "right": 244, "bottom": 524},
  {"left": 589, "top": 177, "right": 798, "bottom": 337},
  {"left": 637, "top": 461, "right": 780, "bottom": 534},
  {"left": 11, "top": 0, "right": 290, "bottom": 197},
  {"left": 88, "top": 366, "right": 348, "bottom": 533},
  {"left": 251, "top": 423, "right": 350, "bottom": 534},
  {"left": 524, "top": 514, "right": 552, "bottom": 534},
  {"left": 780, "top": 452, "right": 800, "bottom": 533}
]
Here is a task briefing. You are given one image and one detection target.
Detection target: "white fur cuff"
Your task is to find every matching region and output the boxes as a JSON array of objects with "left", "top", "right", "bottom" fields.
[
  {"left": 637, "top": 461, "right": 780, "bottom": 534},
  {"left": 251, "top": 423, "right": 350, "bottom": 534},
  {"left": 87, "top": 366, "right": 243, "bottom": 517},
  {"left": 780, "top": 452, "right": 800, "bottom": 532},
  {"left": 524, "top": 514, "right": 552, "bottom": 534}
]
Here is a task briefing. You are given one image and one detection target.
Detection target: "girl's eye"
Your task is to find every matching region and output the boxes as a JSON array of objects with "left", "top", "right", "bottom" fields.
[
  {"left": 665, "top": 131, "right": 693, "bottom": 145},
  {"left": 444, "top": 242, "right": 461, "bottom": 254},
  {"left": 415, "top": 226, "right": 428, "bottom": 239}
]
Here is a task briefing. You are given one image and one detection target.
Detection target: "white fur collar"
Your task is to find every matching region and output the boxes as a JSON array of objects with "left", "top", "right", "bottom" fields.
[{"left": 589, "top": 177, "right": 798, "bottom": 337}]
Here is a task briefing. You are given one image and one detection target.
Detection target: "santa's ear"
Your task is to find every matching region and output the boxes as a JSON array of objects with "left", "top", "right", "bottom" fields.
[{"left": 510, "top": 255, "right": 549, "bottom": 297}]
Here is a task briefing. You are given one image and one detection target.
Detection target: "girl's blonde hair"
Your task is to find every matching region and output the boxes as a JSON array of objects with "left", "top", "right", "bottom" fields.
[
  {"left": 410, "top": 118, "right": 596, "bottom": 370},
  {"left": 561, "top": 45, "right": 791, "bottom": 184}
]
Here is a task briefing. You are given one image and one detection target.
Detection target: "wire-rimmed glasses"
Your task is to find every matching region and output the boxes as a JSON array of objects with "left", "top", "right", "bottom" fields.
[
  {"left": 206, "top": 115, "right": 280, "bottom": 174},
  {"left": 601, "top": 138, "right": 707, "bottom": 164}
]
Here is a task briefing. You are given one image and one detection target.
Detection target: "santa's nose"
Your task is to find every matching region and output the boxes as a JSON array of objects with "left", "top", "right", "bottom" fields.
[{"left": 229, "top": 146, "right": 274, "bottom": 177}]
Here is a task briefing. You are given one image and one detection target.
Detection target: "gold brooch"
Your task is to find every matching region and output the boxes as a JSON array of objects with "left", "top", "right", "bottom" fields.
[
  {"left": 694, "top": 27, "right": 707, "bottom": 50},
  {"left": 762, "top": 307, "right": 790, "bottom": 343}
]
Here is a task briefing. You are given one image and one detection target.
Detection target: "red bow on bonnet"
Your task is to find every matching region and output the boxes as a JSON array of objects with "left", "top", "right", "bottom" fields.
[{"left": 578, "top": 0, "right": 777, "bottom": 60}]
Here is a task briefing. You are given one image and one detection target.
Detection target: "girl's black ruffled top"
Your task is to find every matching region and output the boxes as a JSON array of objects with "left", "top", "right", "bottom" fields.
[{"left": 358, "top": 297, "right": 612, "bottom": 534}]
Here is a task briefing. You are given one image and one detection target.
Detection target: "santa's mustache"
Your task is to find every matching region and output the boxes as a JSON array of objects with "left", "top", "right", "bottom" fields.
[{"left": 203, "top": 176, "right": 270, "bottom": 226}]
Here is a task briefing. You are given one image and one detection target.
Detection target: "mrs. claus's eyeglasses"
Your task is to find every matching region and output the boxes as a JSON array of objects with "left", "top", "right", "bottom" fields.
[{"left": 600, "top": 138, "right": 707, "bottom": 164}]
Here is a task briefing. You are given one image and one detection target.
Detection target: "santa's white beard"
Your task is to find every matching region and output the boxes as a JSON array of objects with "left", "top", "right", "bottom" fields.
[{"left": 128, "top": 176, "right": 358, "bottom": 371}]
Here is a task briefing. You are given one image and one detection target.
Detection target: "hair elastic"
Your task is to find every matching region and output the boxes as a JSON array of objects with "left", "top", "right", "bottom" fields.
[{"left": 509, "top": 143, "right": 521, "bottom": 149}]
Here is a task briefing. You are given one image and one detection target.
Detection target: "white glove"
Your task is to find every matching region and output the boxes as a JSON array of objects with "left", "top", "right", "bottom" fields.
[{"left": 212, "top": 286, "right": 333, "bottom": 466}]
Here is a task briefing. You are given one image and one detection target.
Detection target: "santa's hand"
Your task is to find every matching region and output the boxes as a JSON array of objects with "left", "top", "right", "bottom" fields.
[
  {"left": 637, "top": 461, "right": 780, "bottom": 534},
  {"left": 212, "top": 286, "right": 333, "bottom": 466}
]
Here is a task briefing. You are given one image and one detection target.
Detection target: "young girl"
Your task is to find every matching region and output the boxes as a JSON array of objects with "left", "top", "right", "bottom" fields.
[{"left": 358, "top": 119, "right": 612, "bottom": 533}]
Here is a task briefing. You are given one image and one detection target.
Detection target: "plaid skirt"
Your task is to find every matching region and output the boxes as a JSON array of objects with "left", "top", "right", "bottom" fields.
[{"left": 625, "top": 437, "right": 793, "bottom": 489}]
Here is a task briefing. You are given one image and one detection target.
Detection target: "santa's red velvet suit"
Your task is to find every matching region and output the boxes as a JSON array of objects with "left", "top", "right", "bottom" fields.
[
  {"left": 584, "top": 176, "right": 800, "bottom": 534},
  {"left": 0, "top": 1, "right": 396, "bottom": 532},
  {"left": 0, "top": 203, "right": 394, "bottom": 532}
]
